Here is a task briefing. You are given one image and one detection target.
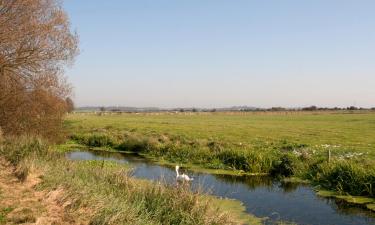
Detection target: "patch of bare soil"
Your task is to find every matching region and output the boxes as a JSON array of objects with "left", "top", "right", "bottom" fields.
[{"left": 0, "top": 158, "right": 87, "bottom": 225}]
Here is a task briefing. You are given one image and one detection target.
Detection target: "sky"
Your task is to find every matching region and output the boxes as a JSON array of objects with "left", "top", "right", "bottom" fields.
[{"left": 63, "top": 0, "right": 375, "bottom": 108}]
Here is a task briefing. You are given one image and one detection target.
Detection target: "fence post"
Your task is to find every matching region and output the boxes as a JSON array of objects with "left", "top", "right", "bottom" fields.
[{"left": 328, "top": 149, "right": 331, "bottom": 163}]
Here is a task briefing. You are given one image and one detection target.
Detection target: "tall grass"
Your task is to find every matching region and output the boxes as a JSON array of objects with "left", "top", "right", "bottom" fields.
[
  {"left": 38, "top": 160, "right": 232, "bottom": 225},
  {"left": 0, "top": 137, "right": 236, "bottom": 225},
  {"left": 69, "top": 131, "right": 375, "bottom": 198},
  {"left": 70, "top": 132, "right": 283, "bottom": 174},
  {"left": 307, "top": 161, "right": 375, "bottom": 197},
  {"left": 65, "top": 112, "right": 375, "bottom": 198},
  {"left": 70, "top": 133, "right": 116, "bottom": 148},
  {"left": 0, "top": 136, "right": 48, "bottom": 165}
]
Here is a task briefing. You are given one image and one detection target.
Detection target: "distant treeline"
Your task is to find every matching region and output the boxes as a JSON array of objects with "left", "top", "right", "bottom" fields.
[
  {"left": 247, "top": 106, "right": 374, "bottom": 112},
  {"left": 76, "top": 105, "right": 375, "bottom": 113}
]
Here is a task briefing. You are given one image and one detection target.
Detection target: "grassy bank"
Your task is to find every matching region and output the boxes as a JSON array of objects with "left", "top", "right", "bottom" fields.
[
  {"left": 64, "top": 111, "right": 375, "bottom": 198},
  {"left": 0, "top": 136, "right": 262, "bottom": 225}
]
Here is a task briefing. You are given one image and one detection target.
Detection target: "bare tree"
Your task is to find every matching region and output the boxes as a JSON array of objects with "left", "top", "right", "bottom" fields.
[{"left": 0, "top": 0, "right": 79, "bottom": 139}]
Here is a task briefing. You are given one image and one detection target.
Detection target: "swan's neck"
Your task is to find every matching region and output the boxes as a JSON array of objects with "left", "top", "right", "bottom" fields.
[{"left": 175, "top": 167, "right": 179, "bottom": 176}]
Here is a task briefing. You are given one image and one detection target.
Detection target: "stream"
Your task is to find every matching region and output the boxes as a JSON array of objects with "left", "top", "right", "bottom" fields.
[{"left": 66, "top": 150, "right": 375, "bottom": 225}]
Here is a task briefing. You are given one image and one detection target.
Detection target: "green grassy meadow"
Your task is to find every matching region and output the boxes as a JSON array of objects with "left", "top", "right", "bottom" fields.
[
  {"left": 1, "top": 111, "right": 374, "bottom": 224},
  {"left": 66, "top": 111, "right": 375, "bottom": 154},
  {"left": 65, "top": 111, "right": 375, "bottom": 198}
]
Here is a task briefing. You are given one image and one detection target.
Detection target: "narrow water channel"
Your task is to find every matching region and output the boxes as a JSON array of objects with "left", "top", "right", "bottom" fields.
[{"left": 66, "top": 150, "right": 375, "bottom": 225}]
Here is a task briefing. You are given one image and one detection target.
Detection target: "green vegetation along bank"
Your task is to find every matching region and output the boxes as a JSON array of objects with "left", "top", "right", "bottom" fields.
[
  {"left": 65, "top": 111, "right": 375, "bottom": 199},
  {"left": 0, "top": 136, "right": 262, "bottom": 225}
]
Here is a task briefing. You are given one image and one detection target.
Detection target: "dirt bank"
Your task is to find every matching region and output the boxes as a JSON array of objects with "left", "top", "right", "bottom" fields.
[{"left": 0, "top": 158, "right": 87, "bottom": 225}]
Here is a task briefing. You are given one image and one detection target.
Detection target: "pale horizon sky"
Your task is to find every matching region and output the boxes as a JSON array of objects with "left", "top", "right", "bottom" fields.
[{"left": 64, "top": 0, "right": 375, "bottom": 108}]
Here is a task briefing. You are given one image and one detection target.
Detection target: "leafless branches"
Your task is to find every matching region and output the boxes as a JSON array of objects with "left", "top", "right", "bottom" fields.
[{"left": 0, "top": 0, "right": 78, "bottom": 139}]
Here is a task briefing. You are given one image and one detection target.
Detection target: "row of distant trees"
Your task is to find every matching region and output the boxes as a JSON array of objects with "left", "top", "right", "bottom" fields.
[
  {"left": 0, "top": 0, "right": 78, "bottom": 139},
  {"left": 183, "top": 106, "right": 375, "bottom": 112},
  {"left": 93, "top": 105, "right": 375, "bottom": 113},
  {"left": 240, "top": 106, "right": 375, "bottom": 112}
]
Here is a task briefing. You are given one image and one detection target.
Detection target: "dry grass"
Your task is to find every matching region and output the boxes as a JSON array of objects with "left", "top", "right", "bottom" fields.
[{"left": 0, "top": 137, "right": 244, "bottom": 225}]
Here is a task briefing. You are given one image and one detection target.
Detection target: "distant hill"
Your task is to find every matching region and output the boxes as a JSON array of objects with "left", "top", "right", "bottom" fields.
[
  {"left": 76, "top": 105, "right": 260, "bottom": 112},
  {"left": 76, "top": 106, "right": 162, "bottom": 112},
  {"left": 75, "top": 105, "right": 373, "bottom": 113}
]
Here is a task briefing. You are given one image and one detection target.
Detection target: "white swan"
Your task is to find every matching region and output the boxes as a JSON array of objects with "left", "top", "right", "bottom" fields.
[{"left": 175, "top": 165, "right": 193, "bottom": 182}]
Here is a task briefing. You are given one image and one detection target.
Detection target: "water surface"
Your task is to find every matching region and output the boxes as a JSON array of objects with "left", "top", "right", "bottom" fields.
[{"left": 67, "top": 150, "right": 375, "bottom": 225}]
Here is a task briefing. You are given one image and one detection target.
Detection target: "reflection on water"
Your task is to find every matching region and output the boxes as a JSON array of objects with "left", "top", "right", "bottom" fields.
[{"left": 67, "top": 150, "right": 375, "bottom": 225}]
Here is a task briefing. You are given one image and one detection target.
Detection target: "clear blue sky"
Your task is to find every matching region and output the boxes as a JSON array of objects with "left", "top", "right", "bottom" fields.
[{"left": 63, "top": 0, "right": 375, "bottom": 108}]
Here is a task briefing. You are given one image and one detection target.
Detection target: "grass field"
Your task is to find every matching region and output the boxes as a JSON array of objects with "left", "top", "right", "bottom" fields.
[
  {"left": 66, "top": 111, "right": 375, "bottom": 154},
  {"left": 65, "top": 111, "right": 375, "bottom": 197},
  {"left": 2, "top": 111, "right": 374, "bottom": 223}
]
